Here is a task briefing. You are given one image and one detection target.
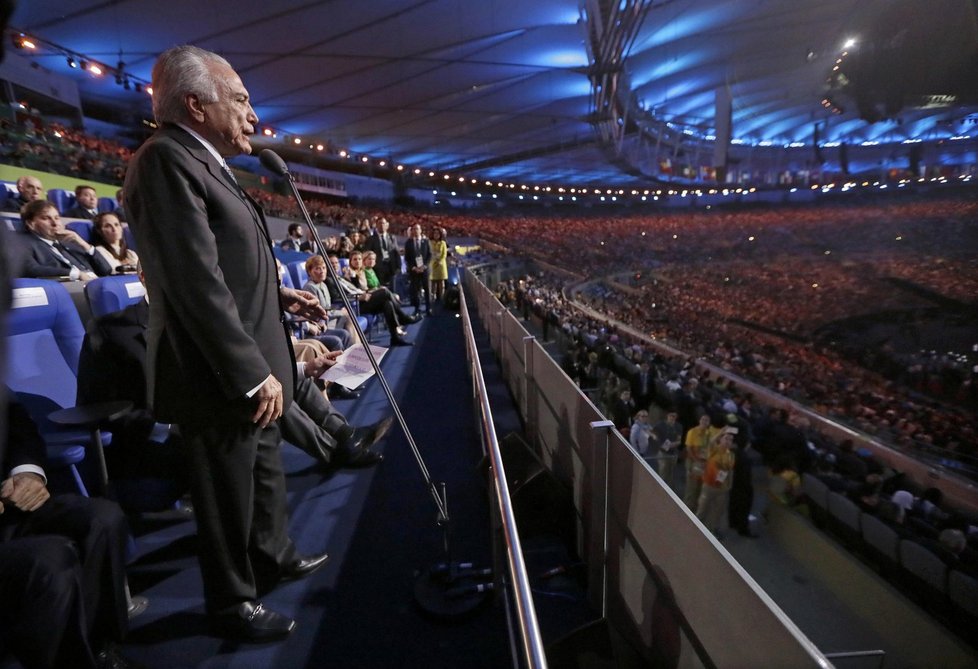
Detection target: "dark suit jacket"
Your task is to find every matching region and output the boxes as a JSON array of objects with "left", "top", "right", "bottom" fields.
[
  {"left": 124, "top": 124, "right": 294, "bottom": 424},
  {"left": 21, "top": 232, "right": 113, "bottom": 278},
  {"left": 403, "top": 236, "right": 430, "bottom": 272},
  {"left": 77, "top": 299, "right": 150, "bottom": 411},
  {"left": 63, "top": 206, "right": 98, "bottom": 220},
  {"left": 367, "top": 231, "right": 400, "bottom": 277}
]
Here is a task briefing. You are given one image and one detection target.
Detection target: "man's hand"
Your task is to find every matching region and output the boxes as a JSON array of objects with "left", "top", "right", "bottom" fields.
[
  {"left": 56, "top": 228, "right": 93, "bottom": 252},
  {"left": 0, "top": 473, "right": 50, "bottom": 512},
  {"left": 304, "top": 350, "right": 343, "bottom": 378},
  {"left": 281, "top": 286, "right": 326, "bottom": 321},
  {"left": 251, "top": 374, "right": 284, "bottom": 427}
]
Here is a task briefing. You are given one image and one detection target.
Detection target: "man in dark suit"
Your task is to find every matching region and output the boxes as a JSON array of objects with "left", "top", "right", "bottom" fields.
[
  {"left": 64, "top": 185, "right": 100, "bottom": 220},
  {"left": 20, "top": 199, "right": 113, "bottom": 280},
  {"left": 402, "top": 223, "right": 431, "bottom": 314},
  {"left": 0, "top": 399, "right": 135, "bottom": 669},
  {"left": 366, "top": 217, "right": 400, "bottom": 289},
  {"left": 124, "top": 45, "right": 329, "bottom": 642},
  {"left": 1, "top": 174, "right": 45, "bottom": 212}
]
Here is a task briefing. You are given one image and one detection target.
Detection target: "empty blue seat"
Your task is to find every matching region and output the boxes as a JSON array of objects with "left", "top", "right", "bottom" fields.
[
  {"left": 98, "top": 196, "right": 116, "bottom": 213},
  {"left": 85, "top": 275, "right": 146, "bottom": 318},
  {"left": 47, "top": 188, "right": 74, "bottom": 214},
  {"left": 65, "top": 219, "right": 94, "bottom": 243},
  {"left": 7, "top": 279, "right": 93, "bottom": 494},
  {"left": 288, "top": 260, "right": 309, "bottom": 289}
]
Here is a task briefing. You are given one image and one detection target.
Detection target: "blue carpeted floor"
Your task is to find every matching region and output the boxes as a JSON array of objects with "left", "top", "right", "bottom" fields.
[{"left": 120, "top": 303, "right": 511, "bottom": 668}]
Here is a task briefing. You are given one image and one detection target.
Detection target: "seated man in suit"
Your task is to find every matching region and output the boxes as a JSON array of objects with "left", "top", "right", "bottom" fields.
[
  {"left": 20, "top": 199, "right": 112, "bottom": 280},
  {"left": 0, "top": 399, "right": 138, "bottom": 669},
  {"left": 77, "top": 269, "right": 387, "bottom": 475},
  {"left": 0, "top": 174, "right": 45, "bottom": 212},
  {"left": 64, "top": 185, "right": 101, "bottom": 220}
]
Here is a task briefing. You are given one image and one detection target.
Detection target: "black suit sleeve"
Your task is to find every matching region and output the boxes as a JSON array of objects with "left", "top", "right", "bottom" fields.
[{"left": 4, "top": 399, "right": 47, "bottom": 473}]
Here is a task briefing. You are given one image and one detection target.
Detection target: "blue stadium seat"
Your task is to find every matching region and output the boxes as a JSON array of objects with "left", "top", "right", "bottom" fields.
[
  {"left": 65, "top": 219, "right": 94, "bottom": 243},
  {"left": 122, "top": 223, "right": 137, "bottom": 251},
  {"left": 6, "top": 279, "right": 93, "bottom": 495},
  {"left": 47, "top": 188, "right": 74, "bottom": 214},
  {"left": 85, "top": 275, "right": 146, "bottom": 318},
  {"left": 98, "top": 196, "right": 116, "bottom": 213},
  {"left": 287, "top": 260, "right": 309, "bottom": 289},
  {"left": 272, "top": 247, "right": 310, "bottom": 265}
]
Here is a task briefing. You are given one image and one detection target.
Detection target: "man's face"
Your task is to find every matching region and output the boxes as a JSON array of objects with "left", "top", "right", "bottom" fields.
[
  {"left": 27, "top": 206, "right": 62, "bottom": 240},
  {"left": 666, "top": 412, "right": 677, "bottom": 424},
  {"left": 411, "top": 225, "right": 422, "bottom": 239},
  {"left": 194, "top": 63, "right": 258, "bottom": 156},
  {"left": 76, "top": 187, "right": 97, "bottom": 209},
  {"left": 292, "top": 225, "right": 303, "bottom": 238},
  {"left": 329, "top": 257, "right": 341, "bottom": 273},
  {"left": 380, "top": 219, "right": 389, "bottom": 233},
  {"left": 18, "top": 177, "right": 43, "bottom": 201}
]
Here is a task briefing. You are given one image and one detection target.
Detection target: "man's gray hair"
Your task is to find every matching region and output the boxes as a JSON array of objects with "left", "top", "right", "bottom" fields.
[{"left": 151, "top": 45, "right": 233, "bottom": 125}]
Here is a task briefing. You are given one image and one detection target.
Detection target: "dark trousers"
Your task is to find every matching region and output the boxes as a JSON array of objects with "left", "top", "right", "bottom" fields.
[
  {"left": 280, "top": 377, "right": 351, "bottom": 465},
  {"left": 0, "top": 495, "right": 129, "bottom": 669},
  {"left": 179, "top": 418, "right": 294, "bottom": 612},
  {"left": 407, "top": 269, "right": 430, "bottom": 313}
]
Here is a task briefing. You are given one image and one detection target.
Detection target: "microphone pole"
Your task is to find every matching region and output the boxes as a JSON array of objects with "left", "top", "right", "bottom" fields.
[{"left": 258, "top": 149, "right": 450, "bottom": 530}]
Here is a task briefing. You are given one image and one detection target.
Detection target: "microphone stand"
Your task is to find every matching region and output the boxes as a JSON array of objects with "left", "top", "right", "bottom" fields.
[{"left": 263, "top": 150, "right": 491, "bottom": 617}]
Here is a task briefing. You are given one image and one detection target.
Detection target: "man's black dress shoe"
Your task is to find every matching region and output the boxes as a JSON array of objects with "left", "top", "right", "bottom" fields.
[
  {"left": 209, "top": 601, "right": 296, "bottom": 642},
  {"left": 280, "top": 551, "right": 331, "bottom": 582},
  {"left": 333, "top": 416, "right": 392, "bottom": 468}
]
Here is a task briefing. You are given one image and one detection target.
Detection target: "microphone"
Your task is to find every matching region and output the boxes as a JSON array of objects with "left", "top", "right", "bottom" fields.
[{"left": 259, "top": 148, "right": 289, "bottom": 177}]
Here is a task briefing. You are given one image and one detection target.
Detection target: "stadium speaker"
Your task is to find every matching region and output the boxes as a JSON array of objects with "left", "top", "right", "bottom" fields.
[{"left": 496, "top": 433, "right": 576, "bottom": 548}]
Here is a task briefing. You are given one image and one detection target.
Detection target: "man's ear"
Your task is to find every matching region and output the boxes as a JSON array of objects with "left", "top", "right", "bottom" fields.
[{"left": 186, "top": 94, "right": 206, "bottom": 123}]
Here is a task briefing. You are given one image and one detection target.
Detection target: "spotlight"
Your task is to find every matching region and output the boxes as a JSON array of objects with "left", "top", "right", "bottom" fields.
[
  {"left": 88, "top": 63, "right": 103, "bottom": 76},
  {"left": 14, "top": 35, "right": 37, "bottom": 49},
  {"left": 66, "top": 56, "right": 77, "bottom": 68}
]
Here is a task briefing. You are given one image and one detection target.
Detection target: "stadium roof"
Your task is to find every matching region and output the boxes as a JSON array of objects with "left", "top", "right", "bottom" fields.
[{"left": 7, "top": 0, "right": 978, "bottom": 186}]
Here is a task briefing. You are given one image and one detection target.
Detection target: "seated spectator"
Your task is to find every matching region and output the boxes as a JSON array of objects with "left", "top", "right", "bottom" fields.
[
  {"left": 280, "top": 222, "right": 312, "bottom": 252},
  {"left": 20, "top": 199, "right": 112, "bottom": 280},
  {"left": 293, "top": 256, "right": 361, "bottom": 349},
  {"left": 64, "top": 185, "right": 100, "bottom": 220},
  {"left": 78, "top": 267, "right": 385, "bottom": 475},
  {"left": 1, "top": 175, "right": 44, "bottom": 212},
  {"left": 91, "top": 212, "right": 138, "bottom": 273},
  {"left": 1, "top": 399, "right": 138, "bottom": 669},
  {"left": 325, "top": 253, "right": 419, "bottom": 346}
]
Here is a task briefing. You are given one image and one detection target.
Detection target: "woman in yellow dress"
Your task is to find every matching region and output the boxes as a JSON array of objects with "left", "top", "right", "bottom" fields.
[{"left": 429, "top": 226, "right": 448, "bottom": 304}]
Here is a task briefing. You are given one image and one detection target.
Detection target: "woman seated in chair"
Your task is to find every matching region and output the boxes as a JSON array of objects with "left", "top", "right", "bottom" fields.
[
  {"left": 328, "top": 251, "right": 419, "bottom": 346},
  {"left": 301, "top": 255, "right": 362, "bottom": 348},
  {"left": 91, "top": 212, "right": 138, "bottom": 273}
]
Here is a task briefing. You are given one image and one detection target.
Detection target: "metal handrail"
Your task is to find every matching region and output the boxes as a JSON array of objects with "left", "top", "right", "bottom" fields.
[
  {"left": 824, "top": 649, "right": 886, "bottom": 669},
  {"left": 459, "top": 274, "right": 548, "bottom": 669}
]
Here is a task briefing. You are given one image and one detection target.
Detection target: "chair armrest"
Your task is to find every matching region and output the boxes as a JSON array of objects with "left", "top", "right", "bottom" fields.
[{"left": 48, "top": 400, "right": 134, "bottom": 429}]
